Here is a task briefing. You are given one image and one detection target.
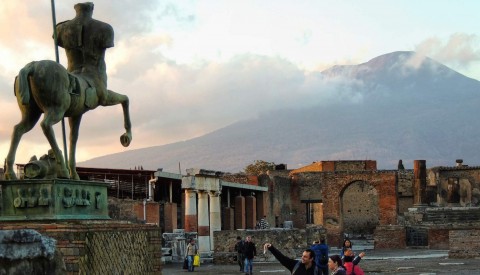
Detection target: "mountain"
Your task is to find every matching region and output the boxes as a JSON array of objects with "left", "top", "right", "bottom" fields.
[{"left": 79, "top": 51, "right": 480, "bottom": 172}]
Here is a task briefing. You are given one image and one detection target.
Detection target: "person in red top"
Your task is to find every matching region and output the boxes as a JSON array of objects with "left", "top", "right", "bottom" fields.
[{"left": 343, "top": 248, "right": 365, "bottom": 275}]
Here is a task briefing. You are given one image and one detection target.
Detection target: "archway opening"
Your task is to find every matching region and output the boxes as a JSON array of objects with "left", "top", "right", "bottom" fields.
[{"left": 341, "top": 180, "right": 379, "bottom": 238}]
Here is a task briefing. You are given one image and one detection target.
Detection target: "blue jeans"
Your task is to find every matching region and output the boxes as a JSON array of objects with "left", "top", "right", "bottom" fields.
[
  {"left": 244, "top": 258, "right": 253, "bottom": 274},
  {"left": 187, "top": 255, "right": 194, "bottom": 272}
]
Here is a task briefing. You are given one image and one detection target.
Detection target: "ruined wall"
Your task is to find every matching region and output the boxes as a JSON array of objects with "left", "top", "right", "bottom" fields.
[
  {"left": 428, "top": 228, "right": 449, "bottom": 249},
  {"left": 0, "top": 222, "right": 162, "bottom": 274},
  {"left": 332, "top": 160, "right": 377, "bottom": 172},
  {"left": 449, "top": 229, "right": 480, "bottom": 258},
  {"left": 259, "top": 170, "right": 293, "bottom": 227},
  {"left": 133, "top": 202, "right": 160, "bottom": 225},
  {"left": 290, "top": 160, "right": 377, "bottom": 174},
  {"left": 342, "top": 180, "right": 379, "bottom": 235},
  {"left": 291, "top": 170, "right": 398, "bottom": 247},
  {"left": 374, "top": 225, "right": 406, "bottom": 249},
  {"left": 212, "top": 227, "right": 327, "bottom": 264},
  {"left": 428, "top": 166, "right": 480, "bottom": 206},
  {"left": 108, "top": 197, "right": 141, "bottom": 222},
  {"left": 398, "top": 170, "right": 414, "bottom": 214}
]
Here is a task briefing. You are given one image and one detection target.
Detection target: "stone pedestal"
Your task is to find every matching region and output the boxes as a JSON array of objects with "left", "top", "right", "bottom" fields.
[{"left": 0, "top": 179, "right": 109, "bottom": 221}]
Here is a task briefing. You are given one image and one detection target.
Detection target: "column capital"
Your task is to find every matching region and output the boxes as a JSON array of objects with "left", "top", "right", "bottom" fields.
[{"left": 209, "top": 191, "right": 221, "bottom": 197}]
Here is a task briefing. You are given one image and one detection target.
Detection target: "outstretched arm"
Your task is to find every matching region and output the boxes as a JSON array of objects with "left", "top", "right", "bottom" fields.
[
  {"left": 264, "top": 243, "right": 297, "bottom": 272},
  {"left": 353, "top": 252, "right": 366, "bottom": 265}
]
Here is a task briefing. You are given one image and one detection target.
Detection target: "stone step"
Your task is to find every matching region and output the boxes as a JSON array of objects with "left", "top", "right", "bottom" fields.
[{"left": 424, "top": 210, "right": 480, "bottom": 223}]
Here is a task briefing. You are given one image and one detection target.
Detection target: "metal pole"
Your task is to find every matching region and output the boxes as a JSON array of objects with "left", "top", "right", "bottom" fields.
[{"left": 50, "top": 0, "right": 69, "bottom": 165}]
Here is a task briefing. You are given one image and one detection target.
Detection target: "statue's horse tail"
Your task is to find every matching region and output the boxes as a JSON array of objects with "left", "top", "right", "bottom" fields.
[{"left": 16, "top": 61, "right": 36, "bottom": 105}]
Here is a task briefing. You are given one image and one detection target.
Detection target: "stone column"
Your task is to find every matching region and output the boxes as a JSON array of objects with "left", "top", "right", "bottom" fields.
[
  {"left": 413, "top": 160, "right": 427, "bottom": 206},
  {"left": 235, "top": 195, "right": 245, "bottom": 229},
  {"left": 245, "top": 195, "right": 257, "bottom": 229},
  {"left": 209, "top": 191, "right": 221, "bottom": 249},
  {"left": 256, "top": 192, "right": 267, "bottom": 220},
  {"left": 164, "top": 202, "right": 177, "bottom": 233},
  {"left": 184, "top": 189, "right": 197, "bottom": 232},
  {"left": 223, "top": 207, "right": 234, "bottom": 230},
  {"left": 197, "top": 191, "right": 210, "bottom": 252}
]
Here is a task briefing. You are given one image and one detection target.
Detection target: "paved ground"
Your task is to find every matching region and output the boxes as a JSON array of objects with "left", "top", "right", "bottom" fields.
[{"left": 162, "top": 249, "right": 480, "bottom": 274}]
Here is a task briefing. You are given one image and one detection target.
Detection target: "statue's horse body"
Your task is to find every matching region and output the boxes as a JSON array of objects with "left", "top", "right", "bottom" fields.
[{"left": 5, "top": 60, "right": 132, "bottom": 180}]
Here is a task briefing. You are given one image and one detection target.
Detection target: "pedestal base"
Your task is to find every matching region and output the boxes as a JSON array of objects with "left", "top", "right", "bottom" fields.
[{"left": 0, "top": 179, "right": 110, "bottom": 221}]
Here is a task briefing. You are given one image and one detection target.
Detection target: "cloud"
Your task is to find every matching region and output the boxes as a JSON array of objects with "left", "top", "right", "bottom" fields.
[
  {"left": 415, "top": 33, "right": 480, "bottom": 69},
  {"left": 2, "top": 1, "right": 478, "bottom": 168}
]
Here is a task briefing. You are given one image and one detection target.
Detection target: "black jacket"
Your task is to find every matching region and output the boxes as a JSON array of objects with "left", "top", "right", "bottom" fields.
[
  {"left": 243, "top": 241, "right": 256, "bottom": 259},
  {"left": 268, "top": 245, "right": 318, "bottom": 275}
]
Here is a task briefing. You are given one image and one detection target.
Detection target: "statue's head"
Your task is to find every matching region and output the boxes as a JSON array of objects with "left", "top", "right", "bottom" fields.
[{"left": 74, "top": 2, "right": 94, "bottom": 15}]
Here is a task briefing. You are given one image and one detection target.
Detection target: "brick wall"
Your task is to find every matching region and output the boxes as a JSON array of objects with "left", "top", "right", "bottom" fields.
[
  {"left": 449, "top": 229, "right": 480, "bottom": 258},
  {"left": 374, "top": 225, "right": 406, "bottom": 249},
  {"left": 0, "top": 222, "right": 162, "bottom": 274},
  {"left": 428, "top": 228, "right": 449, "bottom": 249},
  {"left": 133, "top": 201, "right": 160, "bottom": 224},
  {"left": 107, "top": 197, "right": 140, "bottom": 222},
  {"left": 290, "top": 170, "right": 398, "bottom": 247}
]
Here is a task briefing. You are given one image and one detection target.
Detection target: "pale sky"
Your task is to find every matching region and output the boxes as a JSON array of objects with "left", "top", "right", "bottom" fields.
[{"left": 0, "top": 0, "right": 479, "bottom": 167}]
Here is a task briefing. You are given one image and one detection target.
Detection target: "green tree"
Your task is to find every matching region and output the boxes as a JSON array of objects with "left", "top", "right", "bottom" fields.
[{"left": 244, "top": 160, "right": 276, "bottom": 176}]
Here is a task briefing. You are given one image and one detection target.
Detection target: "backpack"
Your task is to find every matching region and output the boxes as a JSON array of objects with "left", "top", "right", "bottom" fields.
[
  {"left": 320, "top": 253, "right": 328, "bottom": 265},
  {"left": 313, "top": 245, "right": 328, "bottom": 266}
]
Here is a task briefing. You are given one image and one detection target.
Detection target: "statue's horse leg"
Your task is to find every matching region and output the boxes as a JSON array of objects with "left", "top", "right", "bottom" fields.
[
  {"left": 68, "top": 115, "right": 82, "bottom": 180},
  {"left": 104, "top": 89, "right": 132, "bottom": 147},
  {"left": 4, "top": 102, "right": 42, "bottom": 180},
  {"left": 39, "top": 109, "right": 70, "bottom": 179}
]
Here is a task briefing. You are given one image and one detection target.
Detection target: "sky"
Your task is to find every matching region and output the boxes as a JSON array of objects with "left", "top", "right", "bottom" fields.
[{"left": 0, "top": 0, "right": 479, "bottom": 167}]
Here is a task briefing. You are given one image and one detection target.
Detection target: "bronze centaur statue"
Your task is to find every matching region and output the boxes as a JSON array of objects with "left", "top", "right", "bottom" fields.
[
  {"left": 4, "top": 60, "right": 132, "bottom": 180},
  {"left": 5, "top": 2, "right": 133, "bottom": 180}
]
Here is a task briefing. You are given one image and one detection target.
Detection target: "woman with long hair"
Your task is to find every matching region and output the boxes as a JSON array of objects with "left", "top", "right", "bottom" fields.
[
  {"left": 328, "top": 255, "right": 346, "bottom": 275},
  {"left": 340, "top": 239, "right": 353, "bottom": 258}
]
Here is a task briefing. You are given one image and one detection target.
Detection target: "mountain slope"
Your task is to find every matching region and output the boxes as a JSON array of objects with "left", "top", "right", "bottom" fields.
[{"left": 79, "top": 51, "right": 480, "bottom": 172}]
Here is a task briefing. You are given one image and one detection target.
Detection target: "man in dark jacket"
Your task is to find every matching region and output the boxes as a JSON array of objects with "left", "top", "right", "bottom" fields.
[
  {"left": 310, "top": 237, "right": 329, "bottom": 275},
  {"left": 243, "top": 236, "right": 256, "bottom": 275},
  {"left": 264, "top": 243, "right": 318, "bottom": 275},
  {"left": 235, "top": 236, "right": 245, "bottom": 271}
]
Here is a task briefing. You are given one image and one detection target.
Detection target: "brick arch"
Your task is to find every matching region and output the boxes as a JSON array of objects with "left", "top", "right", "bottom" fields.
[{"left": 340, "top": 180, "right": 379, "bottom": 237}]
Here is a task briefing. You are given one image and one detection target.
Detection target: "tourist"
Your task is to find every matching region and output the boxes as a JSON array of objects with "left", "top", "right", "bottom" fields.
[
  {"left": 185, "top": 239, "right": 198, "bottom": 272},
  {"left": 328, "top": 255, "right": 346, "bottom": 275},
  {"left": 235, "top": 236, "right": 245, "bottom": 272},
  {"left": 243, "top": 236, "right": 256, "bottom": 275},
  {"left": 340, "top": 238, "right": 353, "bottom": 258},
  {"left": 263, "top": 243, "right": 319, "bottom": 275},
  {"left": 343, "top": 248, "right": 365, "bottom": 275},
  {"left": 310, "top": 237, "right": 329, "bottom": 275},
  {"left": 257, "top": 215, "right": 270, "bottom": 229}
]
